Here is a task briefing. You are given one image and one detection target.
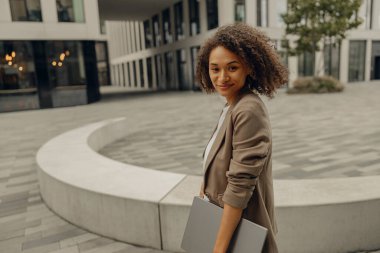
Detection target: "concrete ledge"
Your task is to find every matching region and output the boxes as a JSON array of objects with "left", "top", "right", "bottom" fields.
[{"left": 37, "top": 117, "right": 380, "bottom": 253}]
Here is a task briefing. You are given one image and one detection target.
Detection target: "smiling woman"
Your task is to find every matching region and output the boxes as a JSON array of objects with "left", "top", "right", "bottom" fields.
[{"left": 195, "top": 23, "right": 288, "bottom": 253}]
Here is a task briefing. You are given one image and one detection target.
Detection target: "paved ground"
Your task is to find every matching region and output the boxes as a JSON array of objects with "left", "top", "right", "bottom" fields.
[
  {"left": 0, "top": 84, "right": 379, "bottom": 253},
  {"left": 100, "top": 85, "right": 380, "bottom": 179}
]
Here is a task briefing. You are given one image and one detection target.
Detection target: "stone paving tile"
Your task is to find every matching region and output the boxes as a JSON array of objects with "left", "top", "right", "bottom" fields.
[{"left": 0, "top": 85, "right": 379, "bottom": 253}]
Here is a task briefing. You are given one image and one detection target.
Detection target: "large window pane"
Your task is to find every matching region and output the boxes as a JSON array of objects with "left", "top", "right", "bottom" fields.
[
  {"left": 174, "top": 1, "right": 185, "bottom": 41},
  {"left": 324, "top": 42, "right": 340, "bottom": 79},
  {"left": 164, "top": 52, "right": 175, "bottom": 90},
  {"left": 298, "top": 51, "right": 315, "bottom": 76},
  {"left": 9, "top": 0, "right": 42, "bottom": 22},
  {"left": 0, "top": 41, "right": 39, "bottom": 111},
  {"left": 152, "top": 15, "right": 162, "bottom": 47},
  {"left": 144, "top": 20, "right": 153, "bottom": 49},
  {"left": 189, "top": 0, "right": 200, "bottom": 36},
  {"left": 56, "top": 0, "right": 85, "bottom": 23},
  {"left": 235, "top": 0, "right": 245, "bottom": 22},
  {"left": 206, "top": 0, "right": 218, "bottom": 30},
  {"left": 147, "top": 57, "right": 153, "bottom": 88},
  {"left": 371, "top": 41, "right": 380, "bottom": 80},
  {"left": 190, "top": 46, "right": 200, "bottom": 90},
  {"left": 162, "top": 8, "right": 172, "bottom": 44},
  {"left": 155, "top": 54, "right": 164, "bottom": 89},
  {"left": 139, "top": 59, "right": 144, "bottom": 86},
  {"left": 177, "top": 49, "right": 187, "bottom": 90},
  {"left": 257, "top": 0, "right": 268, "bottom": 27},
  {"left": 348, "top": 41, "right": 366, "bottom": 82}
]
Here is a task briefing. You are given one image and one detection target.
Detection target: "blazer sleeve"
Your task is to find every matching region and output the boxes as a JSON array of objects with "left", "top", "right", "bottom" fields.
[{"left": 222, "top": 102, "right": 271, "bottom": 209}]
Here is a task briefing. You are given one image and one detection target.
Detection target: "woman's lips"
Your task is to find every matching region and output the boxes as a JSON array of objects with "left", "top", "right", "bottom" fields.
[{"left": 218, "top": 84, "right": 232, "bottom": 90}]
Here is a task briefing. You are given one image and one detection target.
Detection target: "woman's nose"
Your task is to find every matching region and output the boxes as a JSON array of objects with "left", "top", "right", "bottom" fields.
[{"left": 220, "top": 70, "right": 230, "bottom": 81}]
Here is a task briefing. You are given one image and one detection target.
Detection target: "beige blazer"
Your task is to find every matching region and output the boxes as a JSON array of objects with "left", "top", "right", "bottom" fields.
[{"left": 201, "top": 91, "right": 278, "bottom": 253}]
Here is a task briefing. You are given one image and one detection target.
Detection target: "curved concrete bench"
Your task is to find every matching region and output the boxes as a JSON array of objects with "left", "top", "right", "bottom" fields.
[{"left": 37, "top": 118, "right": 380, "bottom": 253}]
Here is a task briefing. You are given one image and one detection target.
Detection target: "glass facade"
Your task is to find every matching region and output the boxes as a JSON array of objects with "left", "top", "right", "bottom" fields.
[
  {"left": 162, "top": 8, "right": 172, "bottom": 44},
  {"left": 174, "top": 1, "right": 185, "bottom": 41},
  {"left": 257, "top": 0, "right": 268, "bottom": 27},
  {"left": 206, "top": 0, "right": 218, "bottom": 30},
  {"left": 143, "top": 20, "right": 153, "bottom": 49},
  {"left": 298, "top": 51, "right": 315, "bottom": 76},
  {"left": 164, "top": 51, "right": 175, "bottom": 90},
  {"left": 147, "top": 57, "right": 153, "bottom": 88},
  {"left": 190, "top": 46, "right": 200, "bottom": 90},
  {"left": 152, "top": 15, "right": 162, "bottom": 47},
  {"left": 189, "top": 0, "right": 200, "bottom": 36},
  {"left": 234, "top": 0, "right": 245, "bottom": 22},
  {"left": 155, "top": 54, "right": 164, "bottom": 89},
  {"left": 139, "top": 59, "right": 144, "bottom": 86},
  {"left": 56, "top": 0, "right": 85, "bottom": 22},
  {"left": 176, "top": 49, "right": 187, "bottom": 90},
  {"left": 324, "top": 43, "right": 340, "bottom": 79},
  {"left": 132, "top": 61, "right": 137, "bottom": 87},
  {"left": 348, "top": 41, "right": 366, "bottom": 82},
  {"left": 95, "top": 42, "right": 109, "bottom": 86},
  {"left": 371, "top": 41, "right": 380, "bottom": 80},
  {"left": 9, "top": 0, "right": 42, "bottom": 22}
]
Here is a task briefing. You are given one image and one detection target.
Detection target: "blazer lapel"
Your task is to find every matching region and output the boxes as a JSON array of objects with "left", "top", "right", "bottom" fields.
[{"left": 203, "top": 107, "right": 232, "bottom": 176}]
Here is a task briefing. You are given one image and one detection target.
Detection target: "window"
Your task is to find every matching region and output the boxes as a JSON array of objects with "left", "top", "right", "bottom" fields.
[
  {"left": 139, "top": 59, "right": 144, "bottom": 86},
  {"left": 324, "top": 42, "right": 340, "bottom": 79},
  {"left": 177, "top": 49, "right": 187, "bottom": 90},
  {"left": 276, "top": 0, "right": 287, "bottom": 27},
  {"left": 155, "top": 54, "right": 164, "bottom": 89},
  {"left": 206, "top": 0, "right": 218, "bottom": 30},
  {"left": 298, "top": 51, "right": 315, "bottom": 77},
  {"left": 164, "top": 52, "right": 174, "bottom": 89},
  {"left": 257, "top": 0, "right": 268, "bottom": 27},
  {"left": 144, "top": 20, "right": 153, "bottom": 49},
  {"left": 147, "top": 57, "right": 153, "bottom": 88},
  {"left": 190, "top": 46, "right": 200, "bottom": 90},
  {"left": 56, "top": 0, "right": 85, "bottom": 23},
  {"left": 95, "top": 42, "right": 110, "bottom": 86},
  {"left": 132, "top": 61, "right": 137, "bottom": 87},
  {"left": 9, "top": 0, "right": 42, "bottom": 21},
  {"left": 371, "top": 41, "right": 380, "bottom": 80},
  {"left": 46, "top": 41, "right": 86, "bottom": 87},
  {"left": 189, "top": 0, "right": 200, "bottom": 36},
  {"left": 348, "top": 41, "right": 366, "bottom": 82},
  {"left": 152, "top": 15, "right": 162, "bottom": 47},
  {"left": 234, "top": 0, "right": 245, "bottom": 22},
  {"left": 174, "top": 1, "right": 185, "bottom": 41},
  {"left": 162, "top": 8, "right": 172, "bottom": 44}
]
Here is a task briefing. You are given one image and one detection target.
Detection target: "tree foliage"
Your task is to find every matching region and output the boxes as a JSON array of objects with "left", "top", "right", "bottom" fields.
[{"left": 281, "top": 0, "right": 363, "bottom": 57}]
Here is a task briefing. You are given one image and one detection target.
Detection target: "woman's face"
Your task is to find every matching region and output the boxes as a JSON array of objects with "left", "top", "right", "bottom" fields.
[{"left": 208, "top": 46, "right": 249, "bottom": 104}]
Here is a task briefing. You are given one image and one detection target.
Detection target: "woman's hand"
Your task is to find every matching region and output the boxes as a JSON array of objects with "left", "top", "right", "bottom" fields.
[{"left": 213, "top": 202, "right": 243, "bottom": 253}]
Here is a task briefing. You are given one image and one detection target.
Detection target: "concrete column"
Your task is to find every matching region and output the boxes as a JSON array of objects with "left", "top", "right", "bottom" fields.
[
  {"left": 83, "top": 0, "right": 101, "bottom": 37},
  {"left": 199, "top": 0, "right": 207, "bottom": 33},
  {"left": 41, "top": 0, "right": 58, "bottom": 22},
  {"left": 339, "top": 39, "right": 349, "bottom": 84},
  {"left": 105, "top": 22, "right": 114, "bottom": 59},
  {"left": 218, "top": 0, "right": 234, "bottom": 25},
  {"left": 170, "top": 5, "right": 175, "bottom": 43},
  {"left": 143, "top": 58, "right": 149, "bottom": 89},
  {"left": 126, "top": 21, "right": 132, "bottom": 54},
  {"left": 315, "top": 40, "right": 325, "bottom": 76},
  {"left": 120, "top": 64, "right": 125, "bottom": 87},
  {"left": 288, "top": 56, "right": 298, "bottom": 88},
  {"left": 183, "top": 0, "right": 190, "bottom": 38},
  {"left": 365, "top": 39, "right": 372, "bottom": 81},
  {"left": 131, "top": 21, "right": 136, "bottom": 53},
  {"left": 140, "top": 22, "right": 146, "bottom": 50},
  {"left": 110, "top": 65, "right": 115, "bottom": 86},
  {"left": 0, "top": 0, "right": 11, "bottom": 21},
  {"left": 268, "top": 0, "right": 277, "bottom": 27},
  {"left": 121, "top": 22, "right": 128, "bottom": 55},
  {"left": 135, "top": 21, "right": 141, "bottom": 52},
  {"left": 246, "top": 0, "right": 257, "bottom": 26}
]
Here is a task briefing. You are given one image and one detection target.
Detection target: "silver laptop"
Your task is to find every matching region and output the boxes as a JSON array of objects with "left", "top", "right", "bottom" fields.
[{"left": 181, "top": 196, "right": 267, "bottom": 253}]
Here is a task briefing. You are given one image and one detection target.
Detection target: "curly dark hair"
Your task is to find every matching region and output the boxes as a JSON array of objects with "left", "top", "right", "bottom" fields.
[{"left": 196, "top": 23, "right": 288, "bottom": 98}]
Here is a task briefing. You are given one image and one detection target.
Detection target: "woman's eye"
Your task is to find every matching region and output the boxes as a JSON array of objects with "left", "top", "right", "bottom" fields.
[
  {"left": 210, "top": 68, "right": 219, "bottom": 72},
  {"left": 228, "top": 66, "right": 238, "bottom": 71}
]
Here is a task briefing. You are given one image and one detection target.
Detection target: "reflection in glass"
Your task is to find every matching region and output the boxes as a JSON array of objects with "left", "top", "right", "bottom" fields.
[
  {"left": 152, "top": 15, "right": 161, "bottom": 47},
  {"left": 164, "top": 52, "right": 175, "bottom": 90},
  {"left": 190, "top": 46, "right": 200, "bottom": 90},
  {"left": 189, "top": 0, "right": 200, "bottom": 36},
  {"left": 144, "top": 20, "right": 153, "bottom": 49},
  {"left": 9, "top": 0, "right": 42, "bottom": 21},
  {"left": 174, "top": 1, "right": 185, "bottom": 41},
  {"left": 234, "top": 0, "right": 245, "bottom": 22},
  {"left": 177, "top": 49, "right": 187, "bottom": 90},
  {"left": 348, "top": 41, "right": 366, "bottom": 82},
  {"left": 162, "top": 9, "right": 172, "bottom": 44},
  {"left": 298, "top": 51, "right": 315, "bottom": 77},
  {"left": 56, "top": 0, "right": 85, "bottom": 23},
  {"left": 371, "top": 41, "right": 380, "bottom": 80},
  {"left": 206, "top": 0, "right": 218, "bottom": 30},
  {"left": 324, "top": 42, "right": 340, "bottom": 79}
]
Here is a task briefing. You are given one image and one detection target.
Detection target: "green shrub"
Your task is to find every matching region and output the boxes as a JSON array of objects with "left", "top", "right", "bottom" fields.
[{"left": 287, "top": 76, "right": 344, "bottom": 94}]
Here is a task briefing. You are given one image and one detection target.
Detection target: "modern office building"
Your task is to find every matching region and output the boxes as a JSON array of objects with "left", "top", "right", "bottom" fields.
[
  {"left": 104, "top": 0, "right": 380, "bottom": 91},
  {"left": 0, "top": 0, "right": 109, "bottom": 112}
]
